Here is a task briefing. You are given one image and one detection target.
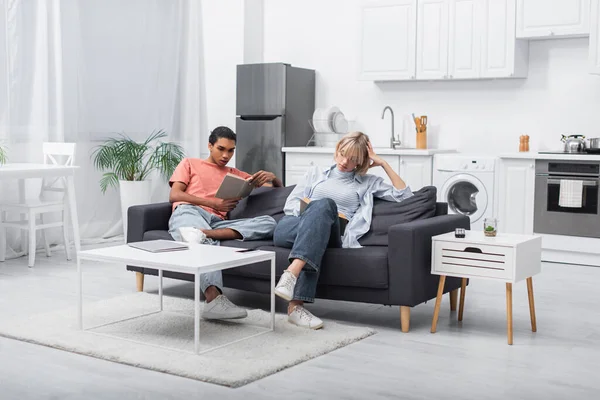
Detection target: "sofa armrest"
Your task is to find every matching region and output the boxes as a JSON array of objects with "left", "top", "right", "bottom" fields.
[
  {"left": 387, "top": 214, "right": 470, "bottom": 306},
  {"left": 127, "top": 202, "right": 172, "bottom": 243}
]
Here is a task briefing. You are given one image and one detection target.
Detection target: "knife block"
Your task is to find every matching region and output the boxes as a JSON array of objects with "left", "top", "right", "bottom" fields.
[{"left": 416, "top": 128, "right": 427, "bottom": 149}]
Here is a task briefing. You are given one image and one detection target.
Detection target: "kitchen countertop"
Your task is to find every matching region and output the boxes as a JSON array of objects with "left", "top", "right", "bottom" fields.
[
  {"left": 500, "top": 152, "right": 600, "bottom": 161},
  {"left": 282, "top": 147, "right": 457, "bottom": 156}
]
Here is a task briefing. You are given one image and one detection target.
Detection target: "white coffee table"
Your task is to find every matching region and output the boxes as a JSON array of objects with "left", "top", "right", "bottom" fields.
[
  {"left": 77, "top": 242, "right": 276, "bottom": 354},
  {"left": 430, "top": 231, "right": 542, "bottom": 345}
]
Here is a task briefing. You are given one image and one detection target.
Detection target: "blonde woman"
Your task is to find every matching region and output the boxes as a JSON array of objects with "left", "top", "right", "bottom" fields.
[{"left": 273, "top": 132, "right": 413, "bottom": 329}]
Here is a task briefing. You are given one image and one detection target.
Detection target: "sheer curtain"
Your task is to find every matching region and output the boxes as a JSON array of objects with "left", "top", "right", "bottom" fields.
[{"left": 0, "top": 0, "right": 206, "bottom": 258}]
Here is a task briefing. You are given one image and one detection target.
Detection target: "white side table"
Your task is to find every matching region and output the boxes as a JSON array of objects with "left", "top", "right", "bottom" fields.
[{"left": 430, "top": 231, "right": 542, "bottom": 345}]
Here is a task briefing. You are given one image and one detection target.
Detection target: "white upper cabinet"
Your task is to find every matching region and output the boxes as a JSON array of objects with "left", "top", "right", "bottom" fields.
[
  {"left": 590, "top": 0, "right": 600, "bottom": 74},
  {"left": 360, "top": 0, "right": 528, "bottom": 80},
  {"left": 359, "top": 0, "right": 418, "bottom": 81},
  {"left": 448, "top": 0, "right": 481, "bottom": 79},
  {"left": 416, "top": 0, "right": 449, "bottom": 79},
  {"left": 516, "top": 0, "right": 590, "bottom": 39},
  {"left": 481, "top": 0, "right": 529, "bottom": 78}
]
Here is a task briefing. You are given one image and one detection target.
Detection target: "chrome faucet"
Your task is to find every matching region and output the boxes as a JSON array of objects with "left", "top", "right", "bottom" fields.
[{"left": 382, "top": 106, "right": 401, "bottom": 149}]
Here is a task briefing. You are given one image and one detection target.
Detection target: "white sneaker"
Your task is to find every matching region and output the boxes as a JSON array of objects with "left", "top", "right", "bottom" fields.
[
  {"left": 288, "top": 306, "right": 324, "bottom": 330},
  {"left": 274, "top": 270, "right": 297, "bottom": 301},
  {"left": 201, "top": 295, "right": 248, "bottom": 320},
  {"left": 179, "top": 227, "right": 207, "bottom": 244}
]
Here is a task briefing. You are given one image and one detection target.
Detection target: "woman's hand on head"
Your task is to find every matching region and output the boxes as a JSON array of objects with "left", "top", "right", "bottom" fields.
[{"left": 367, "top": 141, "right": 386, "bottom": 168}]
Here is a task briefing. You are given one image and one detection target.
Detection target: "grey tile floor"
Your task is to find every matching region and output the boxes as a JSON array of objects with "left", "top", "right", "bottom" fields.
[{"left": 0, "top": 248, "right": 598, "bottom": 400}]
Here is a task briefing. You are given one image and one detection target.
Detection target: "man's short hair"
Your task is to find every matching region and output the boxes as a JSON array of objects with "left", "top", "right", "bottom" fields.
[{"left": 209, "top": 126, "right": 236, "bottom": 145}]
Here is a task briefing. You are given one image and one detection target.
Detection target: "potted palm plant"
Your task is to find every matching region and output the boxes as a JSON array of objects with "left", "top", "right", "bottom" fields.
[
  {"left": 92, "top": 130, "right": 184, "bottom": 239},
  {"left": 0, "top": 144, "right": 7, "bottom": 165}
]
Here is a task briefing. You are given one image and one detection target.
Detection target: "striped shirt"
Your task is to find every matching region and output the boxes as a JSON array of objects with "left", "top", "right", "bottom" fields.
[{"left": 310, "top": 167, "right": 361, "bottom": 219}]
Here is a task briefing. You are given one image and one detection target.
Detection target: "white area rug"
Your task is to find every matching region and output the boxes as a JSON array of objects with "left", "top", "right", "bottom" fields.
[{"left": 0, "top": 293, "right": 376, "bottom": 387}]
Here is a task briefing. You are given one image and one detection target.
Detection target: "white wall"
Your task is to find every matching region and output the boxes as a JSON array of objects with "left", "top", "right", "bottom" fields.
[
  {"left": 263, "top": 0, "right": 600, "bottom": 154},
  {"left": 201, "top": 0, "right": 244, "bottom": 158}
]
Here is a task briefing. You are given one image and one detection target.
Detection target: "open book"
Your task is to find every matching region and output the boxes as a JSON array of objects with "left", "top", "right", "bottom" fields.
[
  {"left": 300, "top": 198, "right": 349, "bottom": 236},
  {"left": 215, "top": 173, "right": 254, "bottom": 200}
]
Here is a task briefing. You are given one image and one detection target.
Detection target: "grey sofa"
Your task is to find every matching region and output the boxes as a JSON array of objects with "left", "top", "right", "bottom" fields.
[{"left": 126, "top": 185, "right": 470, "bottom": 332}]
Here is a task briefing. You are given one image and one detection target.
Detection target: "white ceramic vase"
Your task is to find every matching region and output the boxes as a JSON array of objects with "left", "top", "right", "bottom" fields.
[{"left": 119, "top": 180, "right": 153, "bottom": 242}]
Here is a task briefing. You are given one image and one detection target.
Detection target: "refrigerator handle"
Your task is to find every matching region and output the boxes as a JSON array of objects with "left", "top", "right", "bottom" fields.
[{"left": 239, "top": 115, "right": 280, "bottom": 121}]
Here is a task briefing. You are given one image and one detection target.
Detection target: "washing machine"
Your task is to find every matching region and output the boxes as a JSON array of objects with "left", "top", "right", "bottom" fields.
[{"left": 433, "top": 154, "right": 497, "bottom": 231}]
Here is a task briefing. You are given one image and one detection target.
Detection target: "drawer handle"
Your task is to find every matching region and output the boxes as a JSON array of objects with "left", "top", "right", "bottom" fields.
[{"left": 463, "top": 247, "right": 482, "bottom": 254}]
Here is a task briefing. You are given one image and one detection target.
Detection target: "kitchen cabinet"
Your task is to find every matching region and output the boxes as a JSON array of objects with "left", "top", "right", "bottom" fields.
[
  {"left": 481, "top": 0, "right": 529, "bottom": 78},
  {"left": 416, "top": 0, "right": 449, "bottom": 79},
  {"left": 359, "top": 0, "right": 418, "bottom": 81},
  {"left": 284, "top": 151, "right": 434, "bottom": 190},
  {"left": 516, "top": 0, "right": 590, "bottom": 39},
  {"left": 448, "top": 0, "right": 481, "bottom": 79},
  {"left": 362, "top": 155, "right": 401, "bottom": 185},
  {"left": 497, "top": 158, "right": 535, "bottom": 235},
  {"left": 590, "top": 0, "right": 600, "bottom": 74},
  {"left": 365, "top": 0, "right": 528, "bottom": 81},
  {"left": 400, "top": 155, "right": 433, "bottom": 191}
]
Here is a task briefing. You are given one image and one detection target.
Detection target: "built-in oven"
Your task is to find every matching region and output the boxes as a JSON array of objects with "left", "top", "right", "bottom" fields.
[{"left": 534, "top": 160, "right": 600, "bottom": 238}]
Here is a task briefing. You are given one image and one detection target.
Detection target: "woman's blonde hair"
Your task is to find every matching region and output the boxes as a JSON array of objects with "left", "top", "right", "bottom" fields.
[{"left": 335, "top": 131, "right": 371, "bottom": 175}]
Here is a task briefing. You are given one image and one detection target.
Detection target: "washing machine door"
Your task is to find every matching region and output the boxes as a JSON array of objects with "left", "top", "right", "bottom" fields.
[{"left": 440, "top": 174, "right": 488, "bottom": 225}]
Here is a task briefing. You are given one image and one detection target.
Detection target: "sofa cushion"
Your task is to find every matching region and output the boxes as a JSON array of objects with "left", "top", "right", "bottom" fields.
[
  {"left": 228, "top": 185, "right": 294, "bottom": 222},
  {"left": 358, "top": 186, "right": 438, "bottom": 246},
  {"left": 144, "top": 230, "right": 174, "bottom": 241},
  {"left": 221, "top": 244, "right": 389, "bottom": 289}
]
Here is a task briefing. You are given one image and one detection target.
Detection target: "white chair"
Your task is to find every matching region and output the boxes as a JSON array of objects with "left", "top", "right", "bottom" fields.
[{"left": 0, "top": 142, "right": 75, "bottom": 267}]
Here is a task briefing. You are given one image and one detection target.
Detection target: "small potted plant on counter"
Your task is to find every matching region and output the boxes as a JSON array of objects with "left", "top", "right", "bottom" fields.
[{"left": 484, "top": 218, "right": 498, "bottom": 237}]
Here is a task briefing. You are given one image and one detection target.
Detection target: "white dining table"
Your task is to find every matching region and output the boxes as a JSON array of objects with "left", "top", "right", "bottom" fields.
[{"left": 0, "top": 163, "right": 81, "bottom": 260}]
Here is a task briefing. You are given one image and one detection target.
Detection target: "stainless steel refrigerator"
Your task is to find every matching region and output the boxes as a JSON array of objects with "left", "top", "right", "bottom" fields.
[{"left": 236, "top": 63, "right": 315, "bottom": 185}]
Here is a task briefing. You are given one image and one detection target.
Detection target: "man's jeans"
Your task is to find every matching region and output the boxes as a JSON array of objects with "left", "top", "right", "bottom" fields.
[
  {"left": 169, "top": 204, "right": 276, "bottom": 293},
  {"left": 273, "top": 199, "right": 342, "bottom": 303}
]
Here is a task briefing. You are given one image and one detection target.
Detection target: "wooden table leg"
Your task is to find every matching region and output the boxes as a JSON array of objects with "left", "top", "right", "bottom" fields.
[
  {"left": 458, "top": 278, "right": 467, "bottom": 321},
  {"left": 449, "top": 289, "right": 458, "bottom": 311},
  {"left": 431, "top": 275, "right": 446, "bottom": 333},
  {"left": 506, "top": 282, "right": 513, "bottom": 345},
  {"left": 527, "top": 277, "right": 537, "bottom": 332}
]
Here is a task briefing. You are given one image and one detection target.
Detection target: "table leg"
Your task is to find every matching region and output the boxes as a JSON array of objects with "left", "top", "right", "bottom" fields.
[
  {"left": 431, "top": 275, "right": 446, "bottom": 333},
  {"left": 65, "top": 175, "right": 81, "bottom": 257},
  {"left": 270, "top": 255, "right": 275, "bottom": 331},
  {"left": 159, "top": 269, "right": 163, "bottom": 311},
  {"left": 458, "top": 278, "right": 467, "bottom": 322},
  {"left": 19, "top": 180, "right": 27, "bottom": 255},
  {"left": 527, "top": 277, "right": 537, "bottom": 332},
  {"left": 506, "top": 282, "right": 513, "bottom": 345},
  {"left": 194, "top": 270, "right": 200, "bottom": 354},
  {"left": 77, "top": 254, "right": 83, "bottom": 330}
]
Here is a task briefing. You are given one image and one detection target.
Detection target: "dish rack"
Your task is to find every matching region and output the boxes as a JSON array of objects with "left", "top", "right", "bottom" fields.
[{"left": 306, "top": 119, "right": 357, "bottom": 147}]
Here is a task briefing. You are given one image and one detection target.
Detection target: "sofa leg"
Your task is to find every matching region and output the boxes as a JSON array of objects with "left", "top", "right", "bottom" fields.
[
  {"left": 136, "top": 272, "right": 144, "bottom": 292},
  {"left": 400, "top": 306, "right": 410, "bottom": 333},
  {"left": 449, "top": 289, "right": 458, "bottom": 311}
]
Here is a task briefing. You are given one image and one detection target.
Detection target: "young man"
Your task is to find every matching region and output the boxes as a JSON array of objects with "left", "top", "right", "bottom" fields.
[{"left": 168, "top": 126, "right": 282, "bottom": 320}]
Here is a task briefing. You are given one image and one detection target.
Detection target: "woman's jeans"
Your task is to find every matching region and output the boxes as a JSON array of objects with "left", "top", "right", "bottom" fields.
[{"left": 273, "top": 198, "right": 342, "bottom": 303}]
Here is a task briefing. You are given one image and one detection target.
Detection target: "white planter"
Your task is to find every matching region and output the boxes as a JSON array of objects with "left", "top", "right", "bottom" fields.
[{"left": 119, "top": 180, "right": 153, "bottom": 242}]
